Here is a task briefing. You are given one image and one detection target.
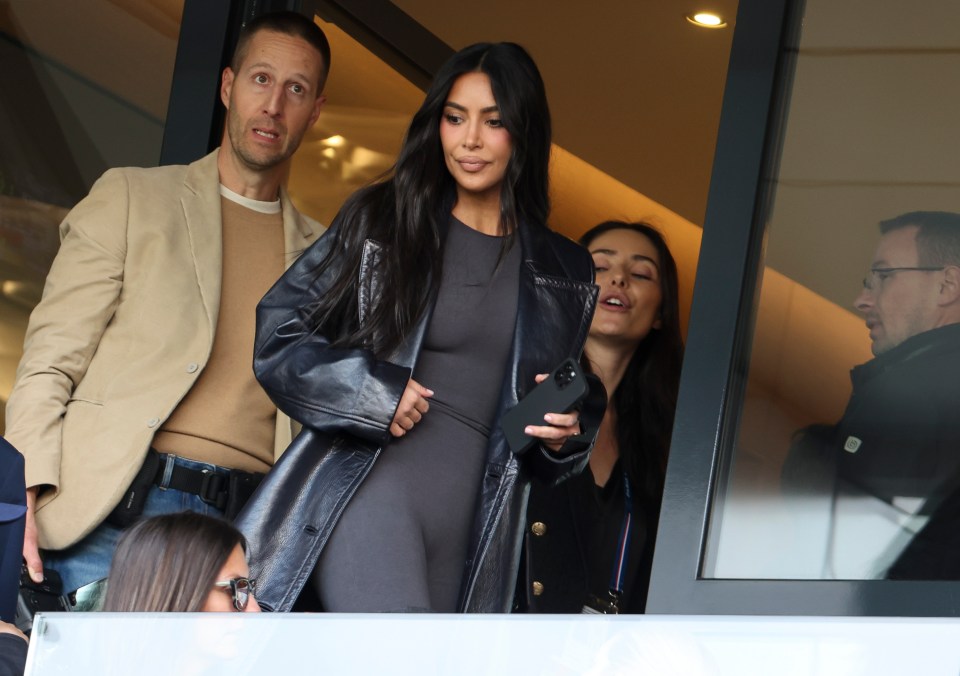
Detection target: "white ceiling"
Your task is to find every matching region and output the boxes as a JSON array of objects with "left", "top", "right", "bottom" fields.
[{"left": 765, "top": 0, "right": 960, "bottom": 309}]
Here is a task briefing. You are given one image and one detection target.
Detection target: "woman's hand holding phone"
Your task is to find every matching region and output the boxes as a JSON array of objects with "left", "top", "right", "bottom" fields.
[
  {"left": 523, "top": 373, "right": 582, "bottom": 453},
  {"left": 501, "top": 359, "right": 589, "bottom": 454}
]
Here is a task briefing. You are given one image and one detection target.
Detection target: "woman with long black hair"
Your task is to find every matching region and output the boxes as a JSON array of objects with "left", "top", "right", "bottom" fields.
[
  {"left": 237, "top": 42, "right": 603, "bottom": 613},
  {"left": 519, "top": 221, "right": 684, "bottom": 613}
]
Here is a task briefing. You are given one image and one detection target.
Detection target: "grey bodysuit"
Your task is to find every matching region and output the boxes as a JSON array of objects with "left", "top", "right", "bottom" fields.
[{"left": 315, "top": 216, "right": 521, "bottom": 611}]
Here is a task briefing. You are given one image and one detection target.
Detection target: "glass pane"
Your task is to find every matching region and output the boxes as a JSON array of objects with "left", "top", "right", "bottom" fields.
[
  {"left": 704, "top": 0, "right": 960, "bottom": 580},
  {"left": 285, "top": 13, "right": 426, "bottom": 227},
  {"left": 26, "top": 613, "right": 960, "bottom": 674},
  {"left": 0, "top": 0, "right": 183, "bottom": 432}
]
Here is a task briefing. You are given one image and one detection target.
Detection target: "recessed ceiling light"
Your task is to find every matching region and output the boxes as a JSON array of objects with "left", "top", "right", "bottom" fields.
[{"left": 686, "top": 12, "right": 727, "bottom": 28}]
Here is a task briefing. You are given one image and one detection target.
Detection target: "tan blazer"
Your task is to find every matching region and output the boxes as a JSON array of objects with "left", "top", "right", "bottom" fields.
[{"left": 4, "top": 150, "right": 321, "bottom": 549}]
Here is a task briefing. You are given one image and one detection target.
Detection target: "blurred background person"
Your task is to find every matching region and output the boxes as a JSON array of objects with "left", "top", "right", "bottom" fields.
[
  {"left": 785, "top": 211, "right": 960, "bottom": 579},
  {"left": 518, "top": 221, "right": 683, "bottom": 613},
  {"left": 102, "top": 512, "right": 259, "bottom": 613}
]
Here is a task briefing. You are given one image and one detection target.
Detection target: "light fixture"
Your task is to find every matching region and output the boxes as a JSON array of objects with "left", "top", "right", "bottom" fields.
[
  {"left": 685, "top": 12, "right": 727, "bottom": 28},
  {"left": 1, "top": 280, "right": 23, "bottom": 298},
  {"left": 321, "top": 134, "right": 346, "bottom": 147}
]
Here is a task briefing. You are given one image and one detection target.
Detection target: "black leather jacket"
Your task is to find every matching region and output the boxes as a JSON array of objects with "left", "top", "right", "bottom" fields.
[{"left": 236, "top": 217, "right": 600, "bottom": 612}]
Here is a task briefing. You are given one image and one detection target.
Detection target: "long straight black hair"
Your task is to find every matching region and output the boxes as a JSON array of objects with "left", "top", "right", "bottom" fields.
[
  {"left": 305, "top": 42, "right": 551, "bottom": 356},
  {"left": 580, "top": 221, "right": 684, "bottom": 504}
]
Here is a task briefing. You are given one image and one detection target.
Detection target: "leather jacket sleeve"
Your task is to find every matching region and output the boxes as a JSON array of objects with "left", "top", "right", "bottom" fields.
[{"left": 253, "top": 223, "right": 410, "bottom": 445}]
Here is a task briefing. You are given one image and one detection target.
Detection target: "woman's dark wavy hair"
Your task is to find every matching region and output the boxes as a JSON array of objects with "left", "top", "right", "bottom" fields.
[
  {"left": 580, "top": 221, "right": 684, "bottom": 504},
  {"left": 306, "top": 42, "right": 551, "bottom": 356},
  {"left": 102, "top": 512, "right": 246, "bottom": 612}
]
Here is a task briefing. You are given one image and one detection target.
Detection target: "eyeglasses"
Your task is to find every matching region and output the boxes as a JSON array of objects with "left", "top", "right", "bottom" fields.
[
  {"left": 213, "top": 577, "right": 256, "bottom": 611},
  {"left": 862, "top": 266, "right": 944, "bottom": 291}
]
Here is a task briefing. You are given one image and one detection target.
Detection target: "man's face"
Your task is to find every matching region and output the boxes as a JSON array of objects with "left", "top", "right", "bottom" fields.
[
  {"left": 220, "top": 30, "right": 325, "bottom": 174},
  {"left": 853, "top": 225, "right": 942, "bottom": 355}
]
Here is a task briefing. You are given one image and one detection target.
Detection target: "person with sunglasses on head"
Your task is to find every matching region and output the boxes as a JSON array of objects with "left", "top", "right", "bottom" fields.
[{"left": 102, "top": 512, "right": 259, "bottom": 612}]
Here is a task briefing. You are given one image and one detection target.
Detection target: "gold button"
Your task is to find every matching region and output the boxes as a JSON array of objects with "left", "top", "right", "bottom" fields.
[
  {"left": 531, "top": 521, "right": 546, "bottom": 537},
  {"left": 532, "top": 581, "right": 544, "bottom": 596}
]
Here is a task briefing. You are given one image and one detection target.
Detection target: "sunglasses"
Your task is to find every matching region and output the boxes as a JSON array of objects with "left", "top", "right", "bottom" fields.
[{"left": 212, "top": 577, "right": 257, "bottom": 611}]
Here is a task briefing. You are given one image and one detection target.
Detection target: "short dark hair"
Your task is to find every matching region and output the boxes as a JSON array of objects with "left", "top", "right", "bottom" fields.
[
  {"left": 231, "top": 11, "right": 331, "bottom": 92},
  {"left": 879, "top": 211, "right": 960, "bottom": 268},
  {"left": 102, "top": 512, "right": 246, "bottom": 612}
]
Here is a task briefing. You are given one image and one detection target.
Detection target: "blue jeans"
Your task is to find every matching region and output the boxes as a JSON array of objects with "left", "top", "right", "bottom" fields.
[{"left": 43, "top": 456, "right": 227, "bottom": 595}]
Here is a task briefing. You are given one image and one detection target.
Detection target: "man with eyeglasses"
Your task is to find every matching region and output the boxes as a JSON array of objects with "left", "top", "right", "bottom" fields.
[{"left": 829, "top": 211, "right": 960, "bottom": 579}]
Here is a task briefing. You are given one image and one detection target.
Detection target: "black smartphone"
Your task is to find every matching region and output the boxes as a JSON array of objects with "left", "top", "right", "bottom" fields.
[
  {"left": 502, "top": 358, "right": 589, "bottom": 454},
  {"left": 15, "top": 565, "right": 71, "bottom": 635}
]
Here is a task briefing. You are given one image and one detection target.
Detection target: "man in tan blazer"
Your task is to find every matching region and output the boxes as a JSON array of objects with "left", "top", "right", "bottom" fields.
[{"left": 5, "top": 12, "right": 330, "bottom": 596}]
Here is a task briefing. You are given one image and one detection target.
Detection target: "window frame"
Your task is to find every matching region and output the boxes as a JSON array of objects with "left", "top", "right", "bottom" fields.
[{"left": 646, "top": 0, "right": 960, "bottom": 616}]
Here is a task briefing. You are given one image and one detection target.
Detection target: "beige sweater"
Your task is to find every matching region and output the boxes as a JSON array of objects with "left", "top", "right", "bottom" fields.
[{"left": 152, "top": 196, "right": 284, "bottom": 473}]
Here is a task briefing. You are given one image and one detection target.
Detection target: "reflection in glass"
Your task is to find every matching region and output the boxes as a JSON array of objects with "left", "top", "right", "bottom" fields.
[
  {"left": 704, "top": 0, "right": 960, "bottom": 580},
  {"left": 285, "top": 15, "right": 426, "bottom": 228}
]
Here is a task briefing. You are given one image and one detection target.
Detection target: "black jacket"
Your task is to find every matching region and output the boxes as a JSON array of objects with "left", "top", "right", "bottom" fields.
[
  {"left": 236, "top": 217, "right": 600, "bottom": 612},
  {"left": 518, "top": 465, "right": 655, "bottom": 614},
  {"left": 836, "top": 323, "right": 960, "bottom": 580},
  {"left": 782, "top": 324, "right": 960, "bottom": 580},
  {"left": 836, "top": 323, "right": 960, "bottom": 503}
]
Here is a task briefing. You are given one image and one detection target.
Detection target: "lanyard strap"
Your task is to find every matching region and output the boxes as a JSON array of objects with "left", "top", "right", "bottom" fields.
[{"left": 607, "top": 471, "right": 634, "bottom": 597}]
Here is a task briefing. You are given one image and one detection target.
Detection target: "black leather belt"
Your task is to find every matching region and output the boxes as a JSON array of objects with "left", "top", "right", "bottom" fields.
[
  {"left": 151, "top": 451, "right": 264, "bottom": 512},
  {"left": 108, "top": 450, "right": 266, "bottom": 527}
]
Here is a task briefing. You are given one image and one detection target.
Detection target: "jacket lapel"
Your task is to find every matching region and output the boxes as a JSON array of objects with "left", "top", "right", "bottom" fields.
[
  {"left": 180, "top": 151, "right": 223, "bottom": 339},
  {"left": 279, "top": 188, "right": 318, "bottom": 268},
  {"left": 508, "top": 223, "right": 598, "bottom": 406},
  {"left": 359, "top": 238, "right": 436, "bottom": 369}
]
